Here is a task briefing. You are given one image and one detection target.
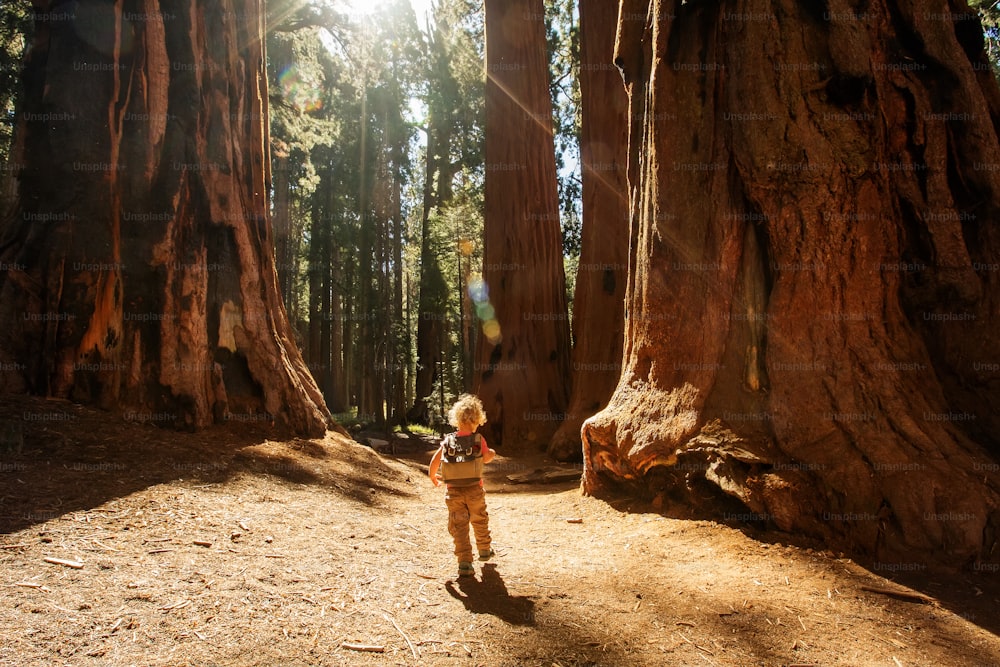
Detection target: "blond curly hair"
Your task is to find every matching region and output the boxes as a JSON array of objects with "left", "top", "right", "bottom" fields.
[{"left": 447, "top": 393, "right": 487, "bottom": 430}]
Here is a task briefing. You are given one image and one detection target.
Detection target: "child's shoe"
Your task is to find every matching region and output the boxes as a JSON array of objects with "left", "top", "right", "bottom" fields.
[
  {"left": 478, "top": 548, "right": 495, "bottom": 561},
  {"left": 458, "top": 562, "right": 475, "bottom": 577}
]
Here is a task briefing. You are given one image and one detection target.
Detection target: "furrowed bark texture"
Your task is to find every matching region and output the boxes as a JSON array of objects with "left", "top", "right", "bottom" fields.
[
  {"left": 478, "top": 0, "right": 571, "bottom": 450},
  {"left": 583, "top": 0, "right": 1000, "bottom": 565},
  {"left": 0, "top": 0, "right": 331, "bottom": 436},
  {"left": 548, "top": 0, "right": 630, "bottom": 461}
]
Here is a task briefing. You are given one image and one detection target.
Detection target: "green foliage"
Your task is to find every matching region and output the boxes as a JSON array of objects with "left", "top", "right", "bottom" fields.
[
  {"left": 546, "top": 0, "right": 582, "bottom": 258},
  {"left": 970, "top": 0, "right": 1000, "bottom": 79},
  {"left": 394, "top": 421, "right": 437, "bottom": 435},
  {"left": 266, "top": 0, "right": 485, "bottom": 425},
  {"left": 0, "top": 2, "right": 30, "bottom": 190}
]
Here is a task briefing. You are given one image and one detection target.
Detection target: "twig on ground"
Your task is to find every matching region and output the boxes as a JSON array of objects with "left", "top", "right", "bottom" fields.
[
  {"left": 383, "top": 612, "right": 419, "bottom": 659},
  {"left": 15, "top": 581, "right": 50, "bottom": 590},
  {"left": 43, "top": 557, "right": 83, "bottom": 569},
  {"left": 341, "top": 642, "right": 384, "bottom": 653}
]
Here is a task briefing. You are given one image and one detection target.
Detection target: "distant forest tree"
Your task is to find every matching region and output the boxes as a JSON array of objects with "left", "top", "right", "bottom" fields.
[{"left": 263, "top": 0, "right": 488, "bottom": 433}]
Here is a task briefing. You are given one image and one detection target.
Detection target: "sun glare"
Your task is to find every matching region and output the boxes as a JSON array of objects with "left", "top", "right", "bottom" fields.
[{"left": 343, "top": 0, "right": 436, "bottom": 20}]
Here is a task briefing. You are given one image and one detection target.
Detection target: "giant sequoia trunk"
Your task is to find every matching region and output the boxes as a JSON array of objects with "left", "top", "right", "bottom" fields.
[
  {"left": 0, "top": 0, "right": 331, "bottom": 436},
  {"left": 547, "top": 0, "right": 630, "bottom": 461},
  {"left": 478, "top": 0, "right": 571, "bottom": 450},
  {"left": 583, "top": 0, "right": 1000, "bottom": 566}
]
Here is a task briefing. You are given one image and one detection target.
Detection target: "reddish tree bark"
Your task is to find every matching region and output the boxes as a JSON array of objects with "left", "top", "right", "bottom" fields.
[
  {"left": 478, "top": 0, "right": 571, "bottom": 449},
  {"left": 583, "top": 0, "right": 1000, "bottom": 566},
  {"left": 0, "top": 0, "right": 331, "bottom": 436},
  {"left": 548, "top": 0, "right": 630, "bottom": 461}
]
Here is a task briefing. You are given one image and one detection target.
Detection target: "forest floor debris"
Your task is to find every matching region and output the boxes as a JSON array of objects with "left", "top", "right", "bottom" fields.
[{"left": 2, "top": 395, "right": 1000, "bottom": 666}]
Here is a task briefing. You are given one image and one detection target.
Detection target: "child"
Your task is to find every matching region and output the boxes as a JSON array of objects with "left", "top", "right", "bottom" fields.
[{"left": 428, "top": 394, "right": 496, "bottom": 577}]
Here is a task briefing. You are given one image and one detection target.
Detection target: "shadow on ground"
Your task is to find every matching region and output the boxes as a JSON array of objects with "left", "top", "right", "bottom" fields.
[
  {"left": 587, "top": 472, "right": 1000, "bottom": 653},
  {"left": 0, "top": 395, "right": 413, "bottom": 535},
  {"left": 445, "top": 563, "right": 536, "bottom": 626}
]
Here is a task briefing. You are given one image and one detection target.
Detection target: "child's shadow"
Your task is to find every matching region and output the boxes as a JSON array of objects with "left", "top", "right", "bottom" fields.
[{"left": 445, "top": 563, "right": 536, "bottom": 626}]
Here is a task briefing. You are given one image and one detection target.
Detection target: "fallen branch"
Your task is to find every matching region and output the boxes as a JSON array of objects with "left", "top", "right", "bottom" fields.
[
  {"left": 2, "top": 543, "right": 29, "bottom": 550},
  {"left": 341, "top": 642, "right": 384, "bottom": 653},
  {"left": 383, "top": 612, "right": 419, "bottom": 659},
  {"left": 860, "top": 585, "right": 934, "bottom": 605},
  {"left": 43, "top": 557, "right": 83, "bottom": 569}
]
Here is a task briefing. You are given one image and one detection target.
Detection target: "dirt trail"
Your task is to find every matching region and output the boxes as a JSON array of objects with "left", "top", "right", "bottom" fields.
[{"left": 1, "top": 396, "right": 1000, "bottom": 666}]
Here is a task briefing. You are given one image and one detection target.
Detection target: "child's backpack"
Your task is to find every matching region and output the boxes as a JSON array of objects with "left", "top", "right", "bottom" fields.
[{"left": 440, "top": 433, "right": 484, "bottom": 486}]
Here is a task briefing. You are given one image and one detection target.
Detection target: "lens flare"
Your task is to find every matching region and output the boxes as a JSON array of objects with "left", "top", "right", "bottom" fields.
[
  {"left": 279, "top": 65, "right": 323, "bottom": 113},
  {"left": 467, "top": 277, "right": 488, "bottom": 302},
  {"left": 468, "top": 276, "right": 501, "bottom": 344},
  {"left": 476, "top": 302, "right": 495, "bottom": 321},
  {"left": 482, "top": 319, "right": 501, "bottom": 343}
]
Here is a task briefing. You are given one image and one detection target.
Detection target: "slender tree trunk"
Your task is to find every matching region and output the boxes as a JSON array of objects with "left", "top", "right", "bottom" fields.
[
  {"left": 319, "top": 213, "right": 333, "bottom": 414},
  {"left": 272, "top": 146, "right": 294, "bottom": 310},
  {"left": 0, "top": 0, "right": 331, "bottom": 435},
  {"left": 0, "top": 127, "right": 20, "bottom": 222},
  {"left": 307, "top": 202, "right": 324, "bottom": 393},
  {"left": 356, "top": 92, "right": 382, "bottom": 423},
  {"left": 342, "top": 236, "right": 356, "bottom": 412},
  {"left": 547, "top": 0, "right": 630, "bottom": 461},
  {"left": 477, "top": 0, "right": 571, "bottom": 450},
  {"left": 391, "top": 142, "right": 407, "bottom": 425},
  {"left": 373, "top": 130, "right": 391, "bottom": 429},
  {"left": 409, "top": 124, "right": 445, "bottom": 424},
  {"left": 583, "top": 0, "right": 1000, "bottom": 565},
  {"left": 328, "top": 242, "right": 347, "bottom": 413}
]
